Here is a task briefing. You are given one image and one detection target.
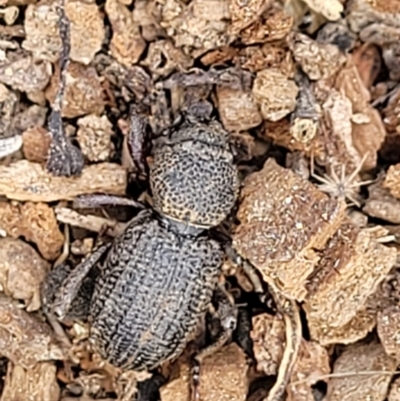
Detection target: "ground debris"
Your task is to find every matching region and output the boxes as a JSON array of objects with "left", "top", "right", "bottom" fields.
[
  {"left": 216, "top": 85, "right": 262, "bottom": 132},
  {"left": 288, "top": 32, "right": 346, "bottom": 81},
  {"left": 45, "top": 62, "right": 105, "bottom": 119},
  {"left": 105, "top": 0, "right": 146, "bottom": 67},
  {"left": 0, "top": 134, "right": 22, "bottom": 160},
  {"left": 76, "top": 115, "right": 114, "bottom": 162},
  {"left": 301, "top": 0, "right": 343, "bottom": 21},
  {"left": 304, "top": 223, "right": 397, "bottom": 345},
  {"left": 0, "top": 160, "right": 127, "bottom": 202},
  {"left": 250, "top": 313, "right": 285, "bottom": 376},
  {"left": 326, "top": 341, "right": 397, "bottom": 401},
  {"left": 160, "top": 343, "right": 248, "bottom": 401},
  {"left": 159, "top": 0, "right": 232, "bottom": 58},
  {"left": 0, "top": 201, "right": 64, "bottom": 260},
  {"left": 140, "top": 40, "right": 193, "bottom": 81},
  {"left": 0, "top": 237, "right": 50, "bottom": 311},
  {"left": 0, "top": 54, "right": 52, "bottom": 94},
  {"left": 0, "top": 295, "right": 64, "bottom": 369},
  {"left": 23, "top": 0, "right": 104, "bottom": 64},
  {"left": 346, "top": 0, "right": 400, "bottom": 43},
  {"left": 252, "top": 69, "right": 299, "bottom": 122},
  {"left": 22, "top": 0, "right": 62, "bottom": 62},
  {"left": 363, "top": 177, "right": 400, "bottom": 224},
  {"left": 66, "top": 0, "right": 104, "bottom": 65},
  {"left": 287, "top": 340, "right": 330, "bottom": 401},
  {"left": 383, "top": 164, "right": 400, "bottom": 199},
  {"left": 0, "top": 84, "right": 19, "bottom": 139},
  {"left": 0, "top": 361, "right": 60, "bottom": 401},
  {"left": 389, "top": 377, "right": 400, "bottom": 401},
  {"left": 377, "top": 305, "right": 400, "bottom": 362},
  {"left": 334, "top": 59, "right": 386, "bottom": 171},
  {"left": 232, "top": 2, "right": 293, "bottom": 45},
  {"left": 22, "top": 126, "right": 52, "bottom": 163},
  {"left": 233, "top": 157, "right": 346, "bottom": 300}
]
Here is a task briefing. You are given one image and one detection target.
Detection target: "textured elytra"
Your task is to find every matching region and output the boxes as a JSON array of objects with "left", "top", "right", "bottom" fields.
[
  {"left": 150, "top": 119, "right": 239, "bottom": 228},
  {"left": 88, "top": 209, "right": 224, "bottom": 371}
]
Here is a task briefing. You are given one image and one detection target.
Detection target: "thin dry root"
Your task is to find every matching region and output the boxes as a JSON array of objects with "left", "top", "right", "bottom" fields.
[{"left": 264, "top": 289, "right": 302, "bottom": 401}]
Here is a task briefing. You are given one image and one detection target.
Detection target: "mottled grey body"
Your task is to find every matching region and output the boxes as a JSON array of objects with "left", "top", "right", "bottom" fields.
[
  {"left": 89, "top": 209, "right": 223, "bottom": 371},
  {"left": 44, "top": 118, "right": 239, "bottom": 375}
]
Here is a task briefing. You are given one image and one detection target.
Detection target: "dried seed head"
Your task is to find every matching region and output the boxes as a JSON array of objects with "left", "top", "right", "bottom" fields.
[{"left": 311, "top": 152, "right": 374, "bottom": 207}]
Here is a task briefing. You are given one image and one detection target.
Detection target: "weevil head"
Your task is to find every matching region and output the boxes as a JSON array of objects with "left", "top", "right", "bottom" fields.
[{"left": 150, "top": 118, "right": 239, "bottom": 228}]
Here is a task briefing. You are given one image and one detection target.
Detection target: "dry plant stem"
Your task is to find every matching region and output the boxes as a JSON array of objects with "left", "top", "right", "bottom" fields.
[
  {"left": 290, "top": 370, "right": 400, "bottom": 387},
  {"left": 55, "top": 207, "right": 128, "bottom": 238},
  {"left": 46, "top": 0, "right": 84, "bottom": 177},
  {"left": 54, "top": 223, "right": 70, "bottom": 267},
  {"left": 265, "top": 290, "right": 302, "bottom": 401}
]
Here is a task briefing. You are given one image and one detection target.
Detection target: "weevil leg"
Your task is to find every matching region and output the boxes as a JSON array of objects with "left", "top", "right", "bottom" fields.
[
  {"left": 73, "top": 194, "right": 146, "bottom": 210},
  {"left": 137, "top": 372, "right": 167, "bottom": 401},
  {"left": 190, "top": 286, "right": 238, "bottom": 401},
  {"left": 50, "top": 242, "right": 112, "bottom": 321},
  {"left": 46, "top": 0, "right": 84, "bottom": 177},
  {"left": 128, "top": 105, "right": 151, "bottom": 179},
  {"left": 223, "top": 242, "right": 265, "bottom": 296}
]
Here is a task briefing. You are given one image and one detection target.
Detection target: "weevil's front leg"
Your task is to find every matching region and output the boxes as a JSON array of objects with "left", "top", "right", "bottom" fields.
[
  {"left": 46, "top": 0, "right": 84, "bottom": 177},
  {"left": 50, "top": 242, "right": 112, "bottom": 321},
  {"left": 73, "top": 194, "right": 146, "bottom": 210},
  {"left": 128, "top": 105, "right": 151, "bottom": 180},
  {"left": 190, "top": 286, "right": 238, "bottom": 401}
]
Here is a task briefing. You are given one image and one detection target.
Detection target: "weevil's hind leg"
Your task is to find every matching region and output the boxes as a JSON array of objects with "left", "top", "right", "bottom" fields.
[
  {"left": 73, "top": 194, "right": 146, "bottom": 210},
  {"left": 190, "top": 286, "right": 238, "bottom": 401},
  {"left": 116, "top": 370, "right": 153, "bottom": 401},
  {"left": 50, "top": 242, "right": 112, "bottom": 321},
  {"left": 137, "top": 372, "right": 167, "bottom": 401},
  {"left": 128, "top": 105, "right": 151, "bottom": 180}
]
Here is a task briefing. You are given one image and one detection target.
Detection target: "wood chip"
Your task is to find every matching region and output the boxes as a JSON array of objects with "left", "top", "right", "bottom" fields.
[
  {"left": 377, "top": 305, "right": 400, "bottom": 362},
  {"left": 76, "top": 114, "right": 114, "bottom": 162},
  {"left": 160, "top": 343, "right": 248, "bottom": 401},
  {"left": 250, "top": 313, "right": 285, "bottom": 376},
  {"left": 0, "top": 201, "right": 64, "bottom": 260},
  {"left": 22, "top": 126, "right": 52, "bottom": 163},
  {"left": 288, "top": 32, "right": 346, "bottom": 81},
  {"left": 388, "top": 377, "right": 400, "bottom": 401},
  {"left": 304, "top": 223, "right": 397, "bottom": 343},
  {"left": 233, "top": 158, "right": 346, "bottom": 300},
  {"left": 0, "top": 160, "right": 127, "bottom": 202},
  {"left": 105, "top": 0, "right": 146, "bottom": 66},
  {"left": 252, "top": 69, "right": 298, "bottom": 122},
  {"left": 384, "top": 164, "right": 400, "bottom": 199},
  {"left": 335, "top": 59, "right": 387, "bottom": 171},
  {"left": 0, "top": 361, "right": 60, "bottom": 401},
  {"left": 287, "top": 340, "right": 330, "bottom": 401},
  {"left": 326, "top": 341, "right": 396, "bottom": 401},
  {"left": 0, "top": 295, "right": 64, "bottom": 369},
  {"left": 0, "top": 237, "right": 50, "bottom": 311},
  {"left": 216, "top": 86, "right": 262, "bottom": 132}
]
